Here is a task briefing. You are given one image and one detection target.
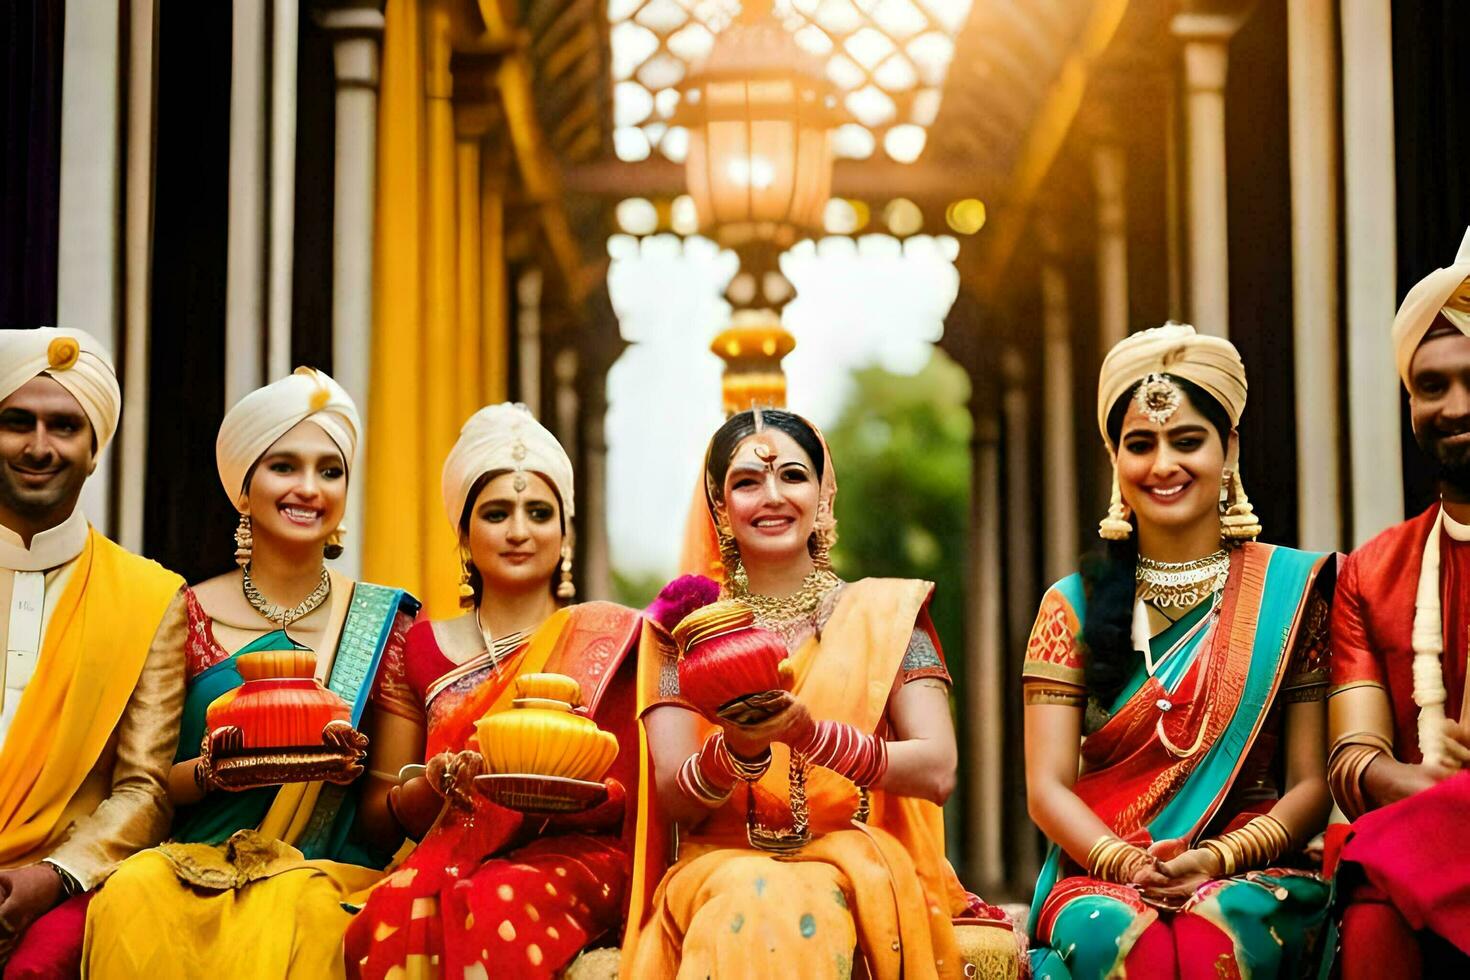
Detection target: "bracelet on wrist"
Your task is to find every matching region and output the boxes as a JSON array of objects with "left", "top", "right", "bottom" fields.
[{"left": 41, "top": 860, "right": 82, "bottom": 900}]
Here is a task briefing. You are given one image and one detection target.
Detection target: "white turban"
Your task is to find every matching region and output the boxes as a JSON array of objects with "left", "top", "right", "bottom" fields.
[
  {"left": 215, "top": 367, "right": 361, "bottom": 510},
  {"left": 0, "top": 327, "right": 121, "bottom": 452},
  {"left": 1393, "top": 227, "right": 1470, "bottom": 387},
  {"left": 441, "top": 403, "right": 574, "bottom": 531}
]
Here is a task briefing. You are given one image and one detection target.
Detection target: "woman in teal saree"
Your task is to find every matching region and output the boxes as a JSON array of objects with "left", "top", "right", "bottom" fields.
[{"left": 1022, "top": 325, "right": 1335, "bottom": 980}]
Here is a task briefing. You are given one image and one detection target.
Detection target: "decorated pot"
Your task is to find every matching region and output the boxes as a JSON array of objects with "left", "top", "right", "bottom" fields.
[
  {"left": 206, "top": 650, "right": 351, "bottom": 750},
  {"left": 475, "top": 673, "right": 618, "bottom": 781}
]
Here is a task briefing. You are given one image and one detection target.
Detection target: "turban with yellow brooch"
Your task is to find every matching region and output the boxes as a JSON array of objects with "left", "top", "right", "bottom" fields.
[
  {"left": 1094, "top": 322, "right": 1259, "bottom": 541},
  {"left": 441, "top": 403, "right": 576, "bottom": 599},
  {"left": 0, "top": 327, "right": 122, "bottom": 452},
  {"left": 215, "top": 367, "right": 361, "bottom": 511},
  {"left": 1391, "top": 226, "right": 1470, "bottom": 388}
]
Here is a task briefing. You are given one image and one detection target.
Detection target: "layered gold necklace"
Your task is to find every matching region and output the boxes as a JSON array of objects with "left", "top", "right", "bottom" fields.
[
  {"left": 241, "top": 565, "right": 332, "bottom": 628},
  {"left": 1135, "top": 549, "right": 1229, "bottom": 610},
  {"left": 725, "top": 568, "right": 842, "bottom": 647}
]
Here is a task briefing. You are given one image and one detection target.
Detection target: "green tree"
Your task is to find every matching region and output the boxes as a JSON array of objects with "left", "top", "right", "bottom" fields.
[{"left": 823, "top": 349, "right": 972, "bottom": 682}]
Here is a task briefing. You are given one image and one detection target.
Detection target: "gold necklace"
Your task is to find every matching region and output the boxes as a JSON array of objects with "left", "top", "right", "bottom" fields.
[
  {"left": 1135, "top": 550, "right": 1229, "bottom": 610},
  {"left": 725, "top": 568, "right": 842, "bottom": 647},
  {"left": 241, "top": 565, "right": 332, "bottom": 628},
  {"left": 475, "top": 605, "right": 534, "bottom": 677}
]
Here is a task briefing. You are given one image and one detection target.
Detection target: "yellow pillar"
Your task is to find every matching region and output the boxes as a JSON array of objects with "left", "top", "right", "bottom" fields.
[
  {"left": 480, "top": 160, "right": 508, "bottom": 404},
  {"left": 419, "top": 0, "right": 461, "bottom": 617},
  {"left": 364, "top": 0, "right": 426, "bottom": 599},
  {"left": 364, "top": 0, "right": 463, "bottom": 617},
  {"left": 455, "top": 137, "right": 483, "bottom": 426}
]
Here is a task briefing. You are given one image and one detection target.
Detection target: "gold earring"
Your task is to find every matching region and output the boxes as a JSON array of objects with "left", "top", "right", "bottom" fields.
[
  {"left": 557, "top": 542, "right": 576, "bottom": 599},
  {"left": 1220, "top": 469, "right": 1262, "bottom": 540},
  {"left": 1099, "top": 463, "right": 1132, "bottom": 541},
  {"left": 458, "top": 548, "right": 476, "bottom": 608},
  {"left": 234, "top": 514, "right": 253, "bottom": 568},
  {"left": 324, "top": 526, "right": 345, "bottom": 560}
]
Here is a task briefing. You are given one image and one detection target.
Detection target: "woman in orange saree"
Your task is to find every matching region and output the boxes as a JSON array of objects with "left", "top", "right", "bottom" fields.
[
  {"left": 343, "top": 404, "right": 641, "bottom": 980},
  {"left": 622, "top": 409, "right": 1015, "bottom": 980}
]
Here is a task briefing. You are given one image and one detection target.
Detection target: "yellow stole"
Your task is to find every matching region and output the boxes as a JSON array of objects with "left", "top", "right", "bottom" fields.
[{"left": 0, "top": 530, "right": 182, "bottom": 865}]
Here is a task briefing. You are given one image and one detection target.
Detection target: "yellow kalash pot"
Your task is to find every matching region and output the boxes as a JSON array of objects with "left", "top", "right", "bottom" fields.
[{"left": 473, "top": 673, "right": 618, "bottom": 812}]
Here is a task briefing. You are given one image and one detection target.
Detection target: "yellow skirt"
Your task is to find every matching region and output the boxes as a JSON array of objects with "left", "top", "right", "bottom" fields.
[
  {"left": 82, "top": 831, "right": 381, "bottom": 980},
  {"left": 626, "top": 827, "right": 961, "bottom": 980}
]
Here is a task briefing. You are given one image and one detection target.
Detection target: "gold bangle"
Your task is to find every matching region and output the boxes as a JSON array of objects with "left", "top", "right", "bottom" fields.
[{"left": 1200, "top": 837, "right": 1238, "bottom": 877}]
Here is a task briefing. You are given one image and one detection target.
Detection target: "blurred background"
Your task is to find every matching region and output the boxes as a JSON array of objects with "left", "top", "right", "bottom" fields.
[{"left": 2, "top": 0, "right": 1467, "bottom": 899}]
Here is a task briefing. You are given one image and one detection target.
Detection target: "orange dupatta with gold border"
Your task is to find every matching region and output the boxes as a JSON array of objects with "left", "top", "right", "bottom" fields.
[{"left": 623, "top": 578, "right": 969, "bottom": 979}]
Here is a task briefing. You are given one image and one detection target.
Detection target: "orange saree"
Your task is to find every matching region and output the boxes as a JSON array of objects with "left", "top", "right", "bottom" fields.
[{"left": 622, "top": 579, "right": 971, "bottom": 980}]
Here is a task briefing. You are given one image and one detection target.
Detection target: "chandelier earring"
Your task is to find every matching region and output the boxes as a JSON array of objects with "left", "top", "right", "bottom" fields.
[
  {"left": 714, "top": 502, "right": 748, "bottom": 589},
  {"left": 234, "top": 514, "right": 254, "bottom": 568},
  {"left": 1220, "top": 468, "right": 1262, "bottom": 541},
  {"left": 557, "top": 541, "right": 576, "bottom": 599},
  {"left": 324, "top": 526, "right": 346, "bottom": 561},
  {"left": 457, "top": 547, "right": 476, "bottom": 609},
  {"left": 1099, "top": 463, "right": 1133, "bottom": 541}
]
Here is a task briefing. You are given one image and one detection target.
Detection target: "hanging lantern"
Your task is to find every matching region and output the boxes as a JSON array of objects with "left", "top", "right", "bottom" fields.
[{"left": 676, "top": 8, "right": 840, "bottom": 262}]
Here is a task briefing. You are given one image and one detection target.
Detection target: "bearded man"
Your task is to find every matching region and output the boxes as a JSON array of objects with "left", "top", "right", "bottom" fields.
[
  {"left": 1329, "top": 228, "right": 1470, "bottom": 978},
  {"left": 0, "top": 329, "right": 184, "bottom": 978}
]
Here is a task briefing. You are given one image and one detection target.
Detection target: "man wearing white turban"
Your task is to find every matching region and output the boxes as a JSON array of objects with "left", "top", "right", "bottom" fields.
[
  {"left": 0, "top": 327, "right": 186, "bottom": 976},
  {"left": 1330, "top": 228, "right": 1470, "bottom": 978}
]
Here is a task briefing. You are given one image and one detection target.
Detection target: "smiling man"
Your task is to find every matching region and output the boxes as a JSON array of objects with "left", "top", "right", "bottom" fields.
[
  {"left": 1328, "top": 228, "right": 1470, "bottom": 978},
  {"left": 0, "top": 328, "right": 184, "bottom": 978}
]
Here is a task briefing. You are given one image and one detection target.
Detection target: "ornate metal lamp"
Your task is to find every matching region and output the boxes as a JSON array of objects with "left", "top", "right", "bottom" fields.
[{"left": 674, "top": 0, "right": 840, "bottom": 412}]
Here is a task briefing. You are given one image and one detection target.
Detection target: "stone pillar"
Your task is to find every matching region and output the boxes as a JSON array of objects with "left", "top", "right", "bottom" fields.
[
  {"left": 517, "top": 268, "right": 544, "bottom": 416},
  {"left": 966, "top": 412, "right": 1004, "bottom": 891},
  {"left": 1171, "top": 12, "right": 1242, "bottom": 338},
  {"left": 118, "top": 0, "right": 160, "bottom": 553},
  {"left": 1041, "top": 254, "right": 1079, "bottom": 585},
  {"left": 1287, "top": 0, "right": 1343, "bottom": 550},
  {"left": 1094, "top": 143, "right": 1130, "bottom": 353},
  {"left": 317, "top": 0, "right": 384, "bottom": 580},
  {"left": 1341, "top": 0, "right": 1403, "bottom": 543},
  {"left": 267, "top": 0, "right": 299, "bottom": 380},
  {"left": 225, "top": 0, "right": 268, "bottom": 408},
  {"left": 57, "top": 0, "right": 122, "bottom": 534},
  {"left": 1001, "top": 346, "right": 1040, "bottom": 876}
]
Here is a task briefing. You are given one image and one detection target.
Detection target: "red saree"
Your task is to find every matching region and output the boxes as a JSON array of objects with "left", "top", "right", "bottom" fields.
[{"left": 343, "top": 602, "right": 642, "bottom": 980}]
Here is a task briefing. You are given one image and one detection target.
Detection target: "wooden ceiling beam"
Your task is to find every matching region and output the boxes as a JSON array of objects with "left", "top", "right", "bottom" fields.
[{"left": 563, "top": 157, "right": 1001, "bottom": 203}]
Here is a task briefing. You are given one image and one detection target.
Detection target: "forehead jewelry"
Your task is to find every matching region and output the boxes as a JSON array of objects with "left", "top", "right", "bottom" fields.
[
  {"left": 510, "top": 436, "right": 529, "bottom": 494},
  {"left": 1134, "top": 373, "right": 1184, "bottom": 426}
]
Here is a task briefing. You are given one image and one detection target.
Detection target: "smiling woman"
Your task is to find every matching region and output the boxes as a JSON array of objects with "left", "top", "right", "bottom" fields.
[
  {"left": 623, "top": 408, "right": 1017, "bottom": 980},
  {"left": 82, "top": 368, "right": 422, "bottom": 980},
  {"left": 1022, "top": 324, "right": 1337, "bottom": 980}
]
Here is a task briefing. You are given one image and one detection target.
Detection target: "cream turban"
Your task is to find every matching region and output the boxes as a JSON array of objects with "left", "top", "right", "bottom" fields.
[
  {"left": 1096, "top": 322, "right": 1248, "bottom": 449},
  {"left": 441, "top": 403, "right": 574, "bottom": 531},
  {"left": 1392, "top": 226, "right": 1470, "bottom": 387},
  {"left": 0, "top": 327, "right": 121, "bottom": 452},
  {"left": 215, "top": 367, "right": 361, "bottom": 509}
]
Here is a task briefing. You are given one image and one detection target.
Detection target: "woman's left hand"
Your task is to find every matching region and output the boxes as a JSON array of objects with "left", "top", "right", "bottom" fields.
[{"left": 1142, "top": 845, "right": 1224, "bottom": 904}]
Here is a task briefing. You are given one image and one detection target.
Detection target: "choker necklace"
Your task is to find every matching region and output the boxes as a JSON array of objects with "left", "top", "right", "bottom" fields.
[
  {"left": 725, "top": 568, "right": 842, "bottom": 646},
  {"left": 1135, "top": 549, "right": 1229, "bottom": 610},
  {"left": 241, "top": 565, "right": 332, "bottom": 628}
]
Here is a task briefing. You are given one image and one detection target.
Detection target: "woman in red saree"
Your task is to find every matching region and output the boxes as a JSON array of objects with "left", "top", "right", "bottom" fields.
[
  {"left": 1023, "top": 325, "right": 1335, "bottom": 980},
  {"left": 343, "top": 404, "right": 641, "bottom": 980}
]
